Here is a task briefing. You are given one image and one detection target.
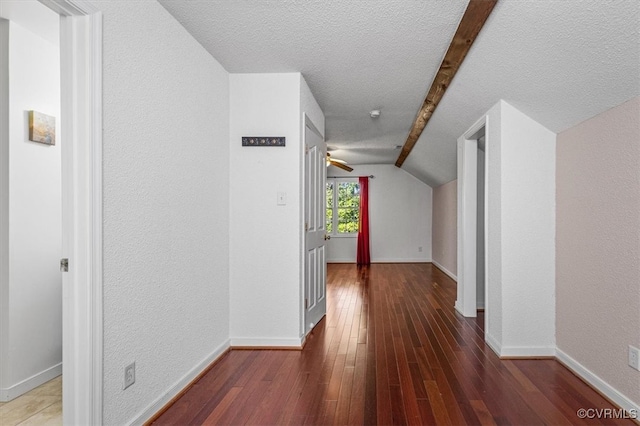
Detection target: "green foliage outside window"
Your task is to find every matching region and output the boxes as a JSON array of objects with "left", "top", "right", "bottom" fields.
[
  {"left": 326, "top": 182, "right": 334, "bottom": 233},
  {"left": 326, "top": 180, "right": 359, "bottom": 234}
]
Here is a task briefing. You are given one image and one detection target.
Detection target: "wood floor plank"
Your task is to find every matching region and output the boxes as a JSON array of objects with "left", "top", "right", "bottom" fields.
[
  {"left": 416, "top": 398, "right": 438, "bottom": 426},
  {"left": 202, "top": 387, "right": 242, "bottom": 425},
  {"left": 153, "top": 264, "right": 635, "bottom": 426},
  {"left": 319, "top": 399, "right": 338, "bottom": 426},
  {"left": 424, "top": 379, "right": 453, "bottom": 426},
  {"left": 363, "top": 316, "right": 377, "bottom": 425},
  {"left": 389, "top": 384, "right": 407, "bottom": 425},
  {"left": 333, "top": 365, "right": 354, "bottom": 424},
  {"left": 302, "top": 383, "right": 328, "bottom": 426},
  {"left": 214, "top": 353, "right": 282, "bottom": 425},
  {"left": 470, "top": 399, "right": 498, "bottom": 426},
  {"left": 274, "top": 370, "right": 309, "bottom": 425},
  {"left": 243, "top": 351, "right": 301, "bottom": 425},
  {"left": 348, "top": 343, "right": 367, "bottom": 425},
  {"left": 153, "top": 351, "right": 253, "bottom": 425}
]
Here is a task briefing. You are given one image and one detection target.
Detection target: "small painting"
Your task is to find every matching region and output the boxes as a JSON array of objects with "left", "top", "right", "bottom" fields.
[{"left": 28, "top": 111, "right": 56, "bottom": 145}]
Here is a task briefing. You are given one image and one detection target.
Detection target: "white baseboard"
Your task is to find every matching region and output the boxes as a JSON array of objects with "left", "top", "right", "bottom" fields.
[
  {"left": 0, "top": 362, "right": 62, "bottom": 402},
  {"left": 432, "top": 259, "right": 457, "bottom": 281},
  {"left": 556, "top": 348, "right": 640, "bottom": 416},
  {"left": 454, "top": 301, "right": 464, "bottom": 316},
  {"left": 484, "top": 334, "right": 555, "bottom": 359},
  {"left": 327, "top": 258, "right": 431, "bottom": 264},
  {"left": 484, "top": 342, "right": 639, "bottom": 417},
  {"left": 499, "top": 345, "right": 556, "bottom": 358},
  {"left": 485, "top": 332, "right": 502, "bottom": 356},
  {"left": 128, "top": 339, "right": 230, "bottom": 426},
  {"left": 230, "top": 337, "right": 304, "bottom": 348}
]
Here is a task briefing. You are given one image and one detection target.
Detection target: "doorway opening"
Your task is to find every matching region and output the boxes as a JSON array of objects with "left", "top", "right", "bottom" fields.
[
  {"left": 476, "top": 133, "right": 486, "bottom": 312},
  {"left": 40, "top": 1, "right": 103, "bottom": 424},
  {"left": 455, "top": 116, "right": 488, "bottom": 324},
  {"left": 2, "top": 1, "right": 103, "bottom": 422},
  {"left": 0, "top": 0, "right": 62, "bottom": 411}
]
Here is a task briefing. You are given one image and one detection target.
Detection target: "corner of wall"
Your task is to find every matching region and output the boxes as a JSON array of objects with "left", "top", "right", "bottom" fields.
[
  {"left": 129, "top": 339, "right": 231, "bottom": 425},
  {"left": 481, "top": 99, "right": 557, "bottom": 354},
  {"left": 555, "top": 96, "right": 640, "bottom": 411},
  {"left": 499, "top": 101, "right": 556, "bottom": 351},
  {"left": 432, "top": 259, "right": 457, "bottom": 282},
  {"left": 229, "top": 73, "right": 308, "bottom": 343},
  {"left": 0, "top": 18, "right": 9, "bottom": 393},
  {"left": 556, "top": 347, "right": 640, "bottom": 416},
  {"left": 485, "top": 332, "right": 502, "bottom": 357}
]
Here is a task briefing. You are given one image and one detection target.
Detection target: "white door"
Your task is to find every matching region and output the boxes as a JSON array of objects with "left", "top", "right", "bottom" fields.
[{"left": 304, "top": 117, "right": 326, "bottom": 334}]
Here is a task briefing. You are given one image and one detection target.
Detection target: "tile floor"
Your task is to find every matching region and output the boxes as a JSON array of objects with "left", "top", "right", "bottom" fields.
[{"left": 0, "top": 376, "right": 62, "bottom": 426}]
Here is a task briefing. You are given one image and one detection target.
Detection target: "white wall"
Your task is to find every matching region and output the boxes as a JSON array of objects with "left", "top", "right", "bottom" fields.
[
  {"left": 476, "top": 137, "right": 485, "bottom": 309},
  {"left": 229, "top": 73, "right": 324, "bottom": 347},
  {"left": 483, "top": 100, "right": 556, "bottom": 357},
  {"left": 0, "top": 18, "right": 8, "bottom": 404},
  {"left": 0, "top": 17, "right": 62, "bottom": 400},
  {"left": 432, "top": 179, "right": 457, "bottom": 279},
  {"left": 556, "top": 96, "right": 640, "bottom": 413},
  {"left": 300, "top": 75, "right": 325, "bottom": 145},
  {"left": 485, "top": 102, "right": 503, "bottom": 346},
  {"left": 90, "top": 1, "right": 231, "bottom": 424},
  {"left": 326, "top": 164, "right": 432, "bottom": 263}
]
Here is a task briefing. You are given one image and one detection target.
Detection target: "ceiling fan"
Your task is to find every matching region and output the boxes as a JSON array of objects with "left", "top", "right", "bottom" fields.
[{"left": 326, "top": 153, "right": 353, "bottom": 172}]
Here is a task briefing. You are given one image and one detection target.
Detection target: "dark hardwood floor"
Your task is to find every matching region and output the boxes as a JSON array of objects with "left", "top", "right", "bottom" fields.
[{"left": 152, "top": 263, "right": 634, "bottom": 425}]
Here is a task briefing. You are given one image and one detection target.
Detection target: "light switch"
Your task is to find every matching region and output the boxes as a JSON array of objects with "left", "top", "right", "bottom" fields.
[{"left": 277, "top": 191, "right": 287, "bottom": 206}]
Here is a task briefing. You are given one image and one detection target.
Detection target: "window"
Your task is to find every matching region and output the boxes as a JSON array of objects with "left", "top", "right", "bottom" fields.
[{"left": 326, "top": 179, "right": 360, "bottom": 235}]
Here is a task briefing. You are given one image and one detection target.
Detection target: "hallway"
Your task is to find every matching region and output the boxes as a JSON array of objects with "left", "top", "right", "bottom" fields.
[{"left": 152, "top": 263, "right": 633, "bottom": 425}]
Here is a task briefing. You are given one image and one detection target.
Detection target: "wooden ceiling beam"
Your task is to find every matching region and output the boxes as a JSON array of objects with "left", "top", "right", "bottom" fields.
[
  {"left": 395, "top": 0, "right": 498, "bottom": 167},
  {"left": 330, "top": 161, "right": 354, "bottom": 172}
]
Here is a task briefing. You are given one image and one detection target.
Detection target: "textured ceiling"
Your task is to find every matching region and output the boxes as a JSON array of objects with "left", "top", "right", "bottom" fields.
[
  {"left": 159, "top": 0, "right": 640, "bottom": 187},
  {"left": 402, "top": 0, "right": 640, "bottom": 186}
]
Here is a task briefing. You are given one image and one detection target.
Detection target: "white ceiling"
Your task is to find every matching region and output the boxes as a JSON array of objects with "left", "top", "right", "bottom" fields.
[
  {"left": 159, "top": 0, "right": 640, "bottom": 187},
  {"left": 0, "top": 0, "right": 59, "bottom": 45}
]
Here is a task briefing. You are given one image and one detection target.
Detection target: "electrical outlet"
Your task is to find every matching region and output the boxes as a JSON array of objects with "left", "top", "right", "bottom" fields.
[
  {"left": 124, "top": 362, "right": 135, "bottom": 389},
  {"left": 629, "top": 346, "right": 640, "bottom": 371}
]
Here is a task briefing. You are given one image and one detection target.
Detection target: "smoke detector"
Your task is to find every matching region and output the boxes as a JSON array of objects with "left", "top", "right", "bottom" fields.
[{"left": 369, "top": 109, "right": 381, "bottom": 118}]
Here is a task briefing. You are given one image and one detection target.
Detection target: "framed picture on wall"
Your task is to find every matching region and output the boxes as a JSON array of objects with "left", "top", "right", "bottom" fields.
[{"left": 28, "top": 110, "right": 56, "bottom": 145}]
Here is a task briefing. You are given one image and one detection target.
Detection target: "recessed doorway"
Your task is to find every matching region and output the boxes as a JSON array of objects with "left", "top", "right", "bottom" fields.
[
  {"left": 455, "top": 116, "right": 488, "bottom": 324},
  {"left": 0, "top": 0, "right": 63, "bottom": 413}
]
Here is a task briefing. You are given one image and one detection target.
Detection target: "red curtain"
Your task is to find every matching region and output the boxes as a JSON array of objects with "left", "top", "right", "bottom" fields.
[{"left": 357, "top": 176, "right": 370, "bottom": 266}]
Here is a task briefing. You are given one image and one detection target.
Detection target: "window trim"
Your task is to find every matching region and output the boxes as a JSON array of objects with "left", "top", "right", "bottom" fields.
[{"left": 326, "top": 177, "right": 360, "bottom": 237}]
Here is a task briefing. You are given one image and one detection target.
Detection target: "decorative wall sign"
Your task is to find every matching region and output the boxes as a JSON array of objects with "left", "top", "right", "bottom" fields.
[
  {"left": 28, "top": 111, "right": 56, "bottom": 145},
  {"left": 242, "top": 137, "right": 285, "bottom": 147}
]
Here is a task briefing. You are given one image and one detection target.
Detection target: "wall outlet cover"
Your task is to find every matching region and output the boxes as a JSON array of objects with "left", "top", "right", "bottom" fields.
[
  {"left": 124, "top": 362, "right": 135, "bottom": 389},
  {"left": 629, "top": 345, "right": 640, "bottom": 371}
]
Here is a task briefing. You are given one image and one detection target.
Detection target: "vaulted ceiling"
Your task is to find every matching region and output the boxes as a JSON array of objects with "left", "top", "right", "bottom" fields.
[{"left": 159, "top": 0, "right": 640, "bottom": 187}]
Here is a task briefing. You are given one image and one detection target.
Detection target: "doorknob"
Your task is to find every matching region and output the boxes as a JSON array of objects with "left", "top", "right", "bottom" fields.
[{"left": 324, "top": 234, "right": 331, "bottom": 240}]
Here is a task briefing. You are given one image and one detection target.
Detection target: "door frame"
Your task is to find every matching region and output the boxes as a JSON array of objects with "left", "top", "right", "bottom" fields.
[
  {"left": 39, "top": 0, "right": 103, "bottom": 424},
  {"left": 456, "top": 115, "right": 489, "bottom": 325},
  {"left": 301, "top": 112, "right": 325, "bottom": 338}
]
